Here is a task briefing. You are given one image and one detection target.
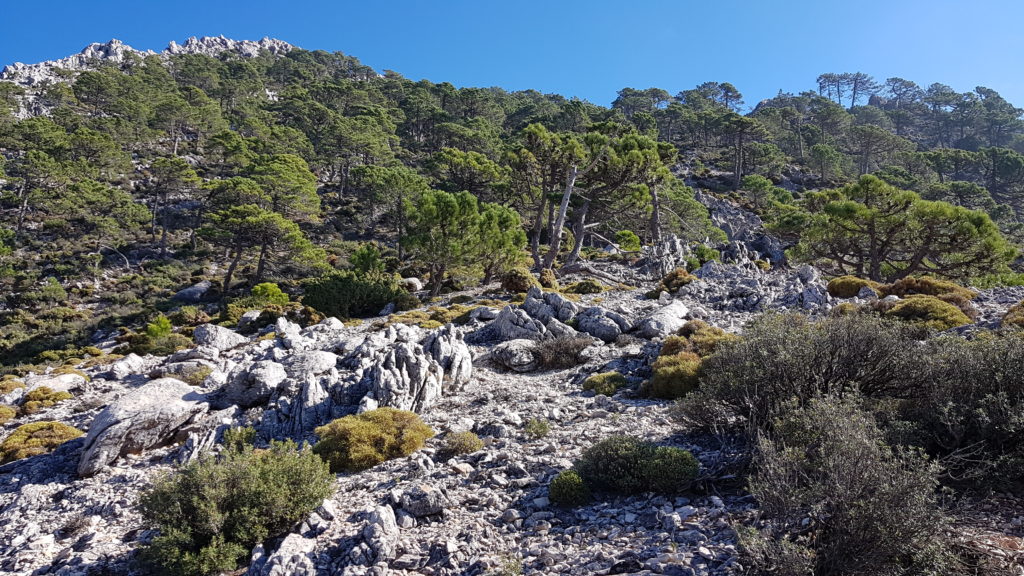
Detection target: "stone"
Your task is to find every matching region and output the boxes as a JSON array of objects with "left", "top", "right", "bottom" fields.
[
  {"left": 281, "top": 351, "right": 338, "bottom": 377},
  {"left": 400, "top": 484, "right": 447, "bottom": 517},
  {"left": 575, "top": 307, "right": 630, "bottom": 343},
  {"left": 471, "top": 306, "right": 547, "bottom": 342},
  {"left": 400, "top": 277, "right": 424, "bottom": 292},
  {"left": 172, "top": 280, "right": 212, "bottom": 303},
  {"left": 247, "top": 533, "right": 316, "bottom": 576},
  {"left": 193, "top": 324, "right": 248, "bottom": 351},
  {"left": 78, "top": 378, "right": 208, "bottom": 476},
  {"left": 218, "top": 360, "right": 287, "bottom": 408},
  {"left": 491, "top": 339, "right": 539, "bottom": 372},
  {"left": 237, "top": 310, "right": 264, "bottom": 331},
  {"left": 633, "top": 300, "right": 690, "bottom": 338},
  {"left": 107, "top": 353, "right": 146, "bottom": 379},
  {"left": 363, "top": 505, "right": 400, "bottom": 562}
]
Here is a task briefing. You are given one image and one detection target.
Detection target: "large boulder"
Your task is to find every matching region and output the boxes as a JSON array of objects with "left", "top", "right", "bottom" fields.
[
  {"left": 491, "top": 339, "right": 539, "bottom": 372},
  {"left": 575, "top": 307, "right": 632, "bottom": 343},
  {"left": 363, "top": 505, "right": 400, "bottom": 562},
  {"left": 172, "top": 280, "right": 212, "bottom": 303},
  {"left": 281, "top": 351, "right": 338, "bottom": 377},
  {"left": 520, "top": 286, "right": 578, "bottom": 324},
  {"left": 107, "top": 353, "right": 147, "bottom": 380},
  {"left": 218, "top": 360, "right": 288, "bottom": 408},
  {"left": 193, "top": 324, "right": 248, "bottom": 351},
  {"left": 78, "top": 378, "right": 207, "bottom": 476},
  {"left": 359, "top": 340, "right": 445, "bottom": 413},
  {"left": 469, "top": 306, "right": 547, "bottom": 343},
  {"left": 634, "top": 300, "right": 690, "bottom": 339}
]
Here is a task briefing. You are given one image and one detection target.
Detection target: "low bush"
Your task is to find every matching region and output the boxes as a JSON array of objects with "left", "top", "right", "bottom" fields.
[
  {"left": 500, "top": 268, "right": 539, "bottom": 293},
  {"left": 138, "top": 439, "right": 333, "bottom": 576},
  {"left": 614, "top": 230, "right": 641, "bottom": 252},
  {"left": 563, "top": 279, "right": 605, "bottom": 294},
  {"left": 20, "top": 386, "right": 73, "bottom": 415},
  {"left": 679, "top": 320, "right": 737, "bottom": 357},
  {"left": 250, "top": 282, "right": 289, "bottom": 306},
  {"left": 574, "top": 435, "right": 699, "bottom": 495},
  {"left": 647, "top": 351, "right": 701, "bottom": 399},
  {"left": 692, "top": 244, "right": 720, "bottom": 265},
  {"left": 0, "top": 404, "right": 16, "bottom": 424},
  {"left": 129, "top": 332, "right": 193, "bottom": 356},
  {"left": 883, "top": 295, "right": 971, "bottom": 331},
  {"left": 534, "top": 335, "right": 593, "bottom": 369},
  {"left": 1002, "top": 301, "right": 1024, "bottom": 329},
  {"left": 441, "top": 431, "right": 484, "bottom": 458},
  {"left": 302, "top": 271, "right": 406, "bottom": 319},
  {"left": 523, "top": 418, "right": 550, "bottom": 440},
  {"left": 880, "top": 276, "right": 976, "bottom": 300},
  {"left": 0, "top": 421, "right": 84, "bottom": 463},
  {"left": 539, "top": 268, "right": 559, "bottom": 290},
  {"left": 749, "top": 395, "right": 950, "bottom": 575},
  {"left": 826, "top": 275, "right": 883, "bottom": 298},
  {"left": 169, "top": 305, "right": 211, "bottom": 326},
  {"left": 313, "top": 407, "right": 435, "bottom": 473},
  {"left": 582, "top": 371, "right": 627, "bottom": 396},
  {"left": 0, "top": 378, "right": 25, "bottom": 395},
  {"left": 549, "top": 470, "right": 591, "bottom": 505},
  {"left": 647, "top": 268, "right": 696, "bottom": 298},
  {"left": 388, "top": 304, "right": 477, "bottom": 329}
]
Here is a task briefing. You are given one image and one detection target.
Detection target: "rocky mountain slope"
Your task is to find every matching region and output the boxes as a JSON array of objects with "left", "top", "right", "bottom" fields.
[{"left": 2, "top": 196, "right": 1023, "bottom": 575}]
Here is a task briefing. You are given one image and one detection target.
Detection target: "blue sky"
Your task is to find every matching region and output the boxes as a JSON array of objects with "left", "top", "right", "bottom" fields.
[{"left": 2, "top": 0, "right": 1023, "bottom": 110}]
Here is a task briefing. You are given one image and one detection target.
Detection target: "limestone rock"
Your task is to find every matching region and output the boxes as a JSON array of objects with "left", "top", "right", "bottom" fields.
[
  {"left": 362, "top": 505, "right": 400, "bottom": 562},
  {"left": 576, "top": 307, "right": 632, "bottom": 343},
  {"left": 491, "top": 339, "right": 539, "bottom": 372},
  {"left": 193, "top": 324, "right": 248, "bottom": 351},
  {"left": 107, "top": 353, "right": 147, "bottom": 380},
  {"left": 247, "top": 533, "right": 316, "bottom": 576},
  {"left": 78, "top": 378, "right": 207, "bottom": 476},
  {"left": 172, "top": 280, "right": 212, "bottom": 303},
  {"left": 634, "top": 300, "right": 690, "bottom": 339},
  {"left": 400, "top": 484, "right": 447, "bottom": 517},
  {"left": 218, "top": 360, "right": 287, "bottom": 408}
]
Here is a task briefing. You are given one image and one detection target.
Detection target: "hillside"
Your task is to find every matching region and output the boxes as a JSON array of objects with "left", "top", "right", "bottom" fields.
[{"left": 0, "top": 38, "right": 1022, "bottom": 576}]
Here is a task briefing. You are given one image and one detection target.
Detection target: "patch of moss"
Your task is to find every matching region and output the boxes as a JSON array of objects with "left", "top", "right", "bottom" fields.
[
  {"left": 387, "top": 304, "right": 479, "bottom": 329},
  {"left": 563, "top": 279, "right": 606, "bottom": 294},
  {"left": 500, "top": 268, "right": 539, "bottom": 293},
  {"left": 827, "top": 275, "right": 884, "bottom": 298},
  {"left": 884, "top": 295, "right": 972, "bottom": 331},
  {"left": 0, "top": 405, "right": 16, "bottom": 425},
  {"left": 647, "top": 351, "right": 702, "bottom": 399},
  {"left": 20, "top": 386, "right": 73, "bottom": 415},
  {"left": 880, "top": 276, "right": 977, "bottom": 300},
  {"left": 647, "top": 268, "right": 696, "bottom": 298},
  {"left": 0, "top": 421, "right": 84, "bottom": 463},
  {"left": 0, "top": 379, "right": 25, "bottom": 395}
]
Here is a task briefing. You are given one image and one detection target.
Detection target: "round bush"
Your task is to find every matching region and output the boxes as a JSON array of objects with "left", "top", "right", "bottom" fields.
[
  {"left": 574, "top": 435, "right": 699, "bottom": 495},
  {"left": 564, "top": 279, "right": 606, "bottom": 294},
  {"left": 500, "top": 268, "right": 539, "bottom": 293},
  {"left": 582, "top": 371, "right": 627, "bottom": 396},
  {"left": 139, "top": 439, "right": 332, "bottom": 576},
  {"left": 302, "top": 271, "right": 404, "bottom": 319},
  {"left": 20, "top": 386, "right": 73, "bottom": 415},
  {"left": 313, "top": 407, "right": 435, "bottom": 472},
  {"left": 880, "top": 276, "right": 976, "bottom": 300},
  {"left": 1003, "top": 301, "right": 1024, "bottom": 329},
  {"left": 539, "top": 269, "right": 559, "bottom": 290},
  {"left": 884, "top": 295, "right": 971, "bottom": 331},
  {"left": 0, "top": 421, "right": 83, "bottom": 463},
  {"left": 549, "top": 470, "right": 591, "bottom": 505},
  {"left": 648, "top": 268, "right": 695, "bottom": 298},
  {"left": 647, "top": 351, "right": 702, "bottom": 399},
  {"left": 827, "top": 275, "right": 883, "bottom": 298},
  {"left": 614, "top": 230, "right": 641, "bottom": 252},
  {"left": 442, "top": 431, "right": 484, "bottom": 457},
  {"left": 0, "top": 405, "right": 16, "bottom": 425}
]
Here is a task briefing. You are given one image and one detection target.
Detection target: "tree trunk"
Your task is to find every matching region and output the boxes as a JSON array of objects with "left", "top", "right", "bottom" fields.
[
  {"left": 222, "top": 248, "right": 242, "bottom": 304},
  {"left": 542, "top": 165, "right": 579, "bottom": 270},
  {"left": 530, "top": 193, "right": 546, "bottom": 269},
  {"left": 430, "top": 263, "right": 446, "bottom": 297},
  {"left": 733, "top": 134, "right": 744, "bottom": 190},
  {"left": 648, "top": 183, "right": 662, "bottom": 245},
  {"left": 14, "top": 185, "right": 30, "bottom": 245},
  {"left": 564, "top": 200, "right": 590, "bottom": 266},
  {"left": 254, "top": 241, "right": 269, "bottom": 285}
]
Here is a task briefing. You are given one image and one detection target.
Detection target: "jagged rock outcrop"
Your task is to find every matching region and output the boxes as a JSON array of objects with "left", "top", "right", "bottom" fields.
[
  {"left": 361, "top": 505, "right": 400, "bottom": 562},
  {"left": 490, "top": 339, "right": 540, "bottom": 372},
  {"left": 218, "top": 360, "right": 288, "bottom": 408},
  {"left": 676, "top": 260, "right": 830, "bottom": 313},
  {"left": 78, "top": 378, "right": 208, "bottom": 476},
  {"left": 695, "top": 190, "right": 787, "bottom": 263},
  {"left": 576, "top": 306, "right": 633, "bottom": 342},
  {"left": 247, "top": 533, "right": 317, "bottom": 576}
]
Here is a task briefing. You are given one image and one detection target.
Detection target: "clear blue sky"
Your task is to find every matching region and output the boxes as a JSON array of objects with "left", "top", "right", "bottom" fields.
[{"left": 2, "top": 0, "right": 1023, "bottom": 110}]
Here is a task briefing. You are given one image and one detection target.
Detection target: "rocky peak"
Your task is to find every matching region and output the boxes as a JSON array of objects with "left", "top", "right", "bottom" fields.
[{"left": 164, "top": 35, "right": 293, "bottom": 58}]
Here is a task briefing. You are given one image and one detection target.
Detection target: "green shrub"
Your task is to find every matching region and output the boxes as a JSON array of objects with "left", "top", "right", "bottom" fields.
[
  {"left": 222, "top": 426, "right": 257, "bottom": 453},
  {"left": 251, "top": 282, "right": 289, "bottom": 306},
  {"left": 582, "top": 371, "right": 627, "bottom": 396},
  {"left": 563, "top": 279, "right": 605, "bottom": 294},
  {"left": 20, "top": 386, "right": 73, "bottom": 415},
  {"left": 129, "top": 332, "right": 193, "bottom": 356},
  {"left": 827, "top": 275, "right": 883, "bottom": 298},
  {"left": 692, "top": 244, "right": 720, "bottom": 265},
  {"left": 393, "top": 291, "right": 421, "bottom": 312},
  {"left": 0, "top": 421, "right": 83, "bottom": 463},
  {"left": 138, "top": 439, "right": 333, "bottom": 576},
  {"left": 145, "top": 315, "right": 173, "bottom": 339},
  {"left": 647, "top": 268, "right": 696, "bottom": 298},
  {"left": 523, "top": 418, "right": 550, "bottom": 440},
  {"left": 0, "top": 404, "right": 16, "bottom": 424},
  {"left": 754, "top": 259, "right": 771, "bottom": 271},
  {"left": 500, "top": 268, "right": 539, "bottom": 293},
  {"left": 179, "top": 366, "right": 213, "bottom": 386},
  {"left": 539, "top": 268, "right": 559, "bottom": 290},
  {"left": 534, "top": 335, "right": 593, "bottom": 369},
  {"left": 574, "top": 436, "right": 698, "bottom": 495},
  {"left": 350, "top": 243, "right": 386, "bottom": 275},
  {"left": 302, "top": 271, "right": 405, "bottom": 319},
  {"left": 549, "top": 470, "right": 591, "bottom": 505},
  {"left": 169, "top": 306, "right": 211, "bottom": 326},
  {"left": 884, "top": 295, "right": 971, "bottom": 331},
  {"left": 679, "top": 320, "right": 737, "bottom": 357},
  {"left": 647, "top": 351, "right": 702, "bottom": 399},
  {"left": 750, "top": 396, "right": 950, "bottom": 575},
  {"left": 441, "top": 431, "right": 484, "bottom": 457},
  {"left": 614, "top": 230, "right": 641, "bottom": 252},
  {"left": 312, "top": 407, "right": 435, "bottom": 472},
  {"left": 880, "top": 276, "right": 976, "bottom": 300},
  {"left": 1002, "top": 301, "right": 1024, "bottom": 329}
]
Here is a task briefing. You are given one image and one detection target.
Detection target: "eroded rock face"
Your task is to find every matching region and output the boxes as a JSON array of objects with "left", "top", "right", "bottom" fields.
[
  {"left": 247, "top": 532, "right": 317, "bottom": 576},
  {"left": 576, "top": 307, "right": 632, "bottom": 343},
  {"left": 78, "top": 378, "right": 207, "bottom": 477}
]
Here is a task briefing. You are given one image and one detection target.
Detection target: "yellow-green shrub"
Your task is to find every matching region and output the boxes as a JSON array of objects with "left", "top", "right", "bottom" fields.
[
  {"left": 441, "top": 431, "right": 483, "bottom": 457},
  {"left": 827, "top": 275, "right": 883, "bottom": 298},
  {"left": 0, "top": 379, "right": 25, "bottom": 395},
  {"left": 880, "top": 276, "right": 976, "bottom": 300},
  {"left": 500, "top": 268, "right": 539, "bottom": 293},
  {"left": 539, "top": 269, "right": 559, "bottom": 290},
  {"left": 582, "top": 372, "right": 627, "bottom": 396},
  {"left": 0, "top": 405, "right": 16, "bottom": 425},
  {"left": 679, "top": 320, "right": 738, "bottom": 357},
  {"left": 20, "top": 386, "right": 73, "bottom": 415},
  {"left": 648, "top": 351, "right": 702, "bottom": 399},
  {"left": 884, "top": 295, "right": 971, "bottom": 331},
  {"left": 564, "top": 279, "right": 606, "bottom": 294},
  {"left": 312, "top": 407, "right": 435, "bottom": 472},
  {"left": 1003, "top": 301, "right": 1024, "bottom": 329},
  {"left": 647, "top": 268, "right": 696, "bottom": 298},
  {"left": 0, "top": 421, "right": 84, "bottom": 463}
]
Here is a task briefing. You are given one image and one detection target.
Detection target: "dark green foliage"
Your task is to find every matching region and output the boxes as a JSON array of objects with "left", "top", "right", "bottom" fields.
[
  {"left": 221, "top": 426, "right": 257, "bottom": 453},
  {"left": 614, "top": 230, "right": 641, "bottom": 252},
  {"left": 548, "top": 470, "right": 590, "bottom": 506},
  {"left": 312, "top": 407, "right": 434, "bottom": 472},
  {"left": 302, "top": 271, "right": 405, "bottom": 319},
  {"left": 748, "top": 396, "right": 950, "bottom": 576},
  {"left": 574, "top": 435, "right": 699, "bottom": 495},
  {"left": 500, "top": 268, "right": 538, "bottom": 293},
  {"left": 138, "top": 439, "right": 333, "bottom": 576},
  {"left": 523, "top": 418, "right": 550, "bottom": 440},
  {"left": 349, "top": 243, "right": 385, "bottom": 275}
]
